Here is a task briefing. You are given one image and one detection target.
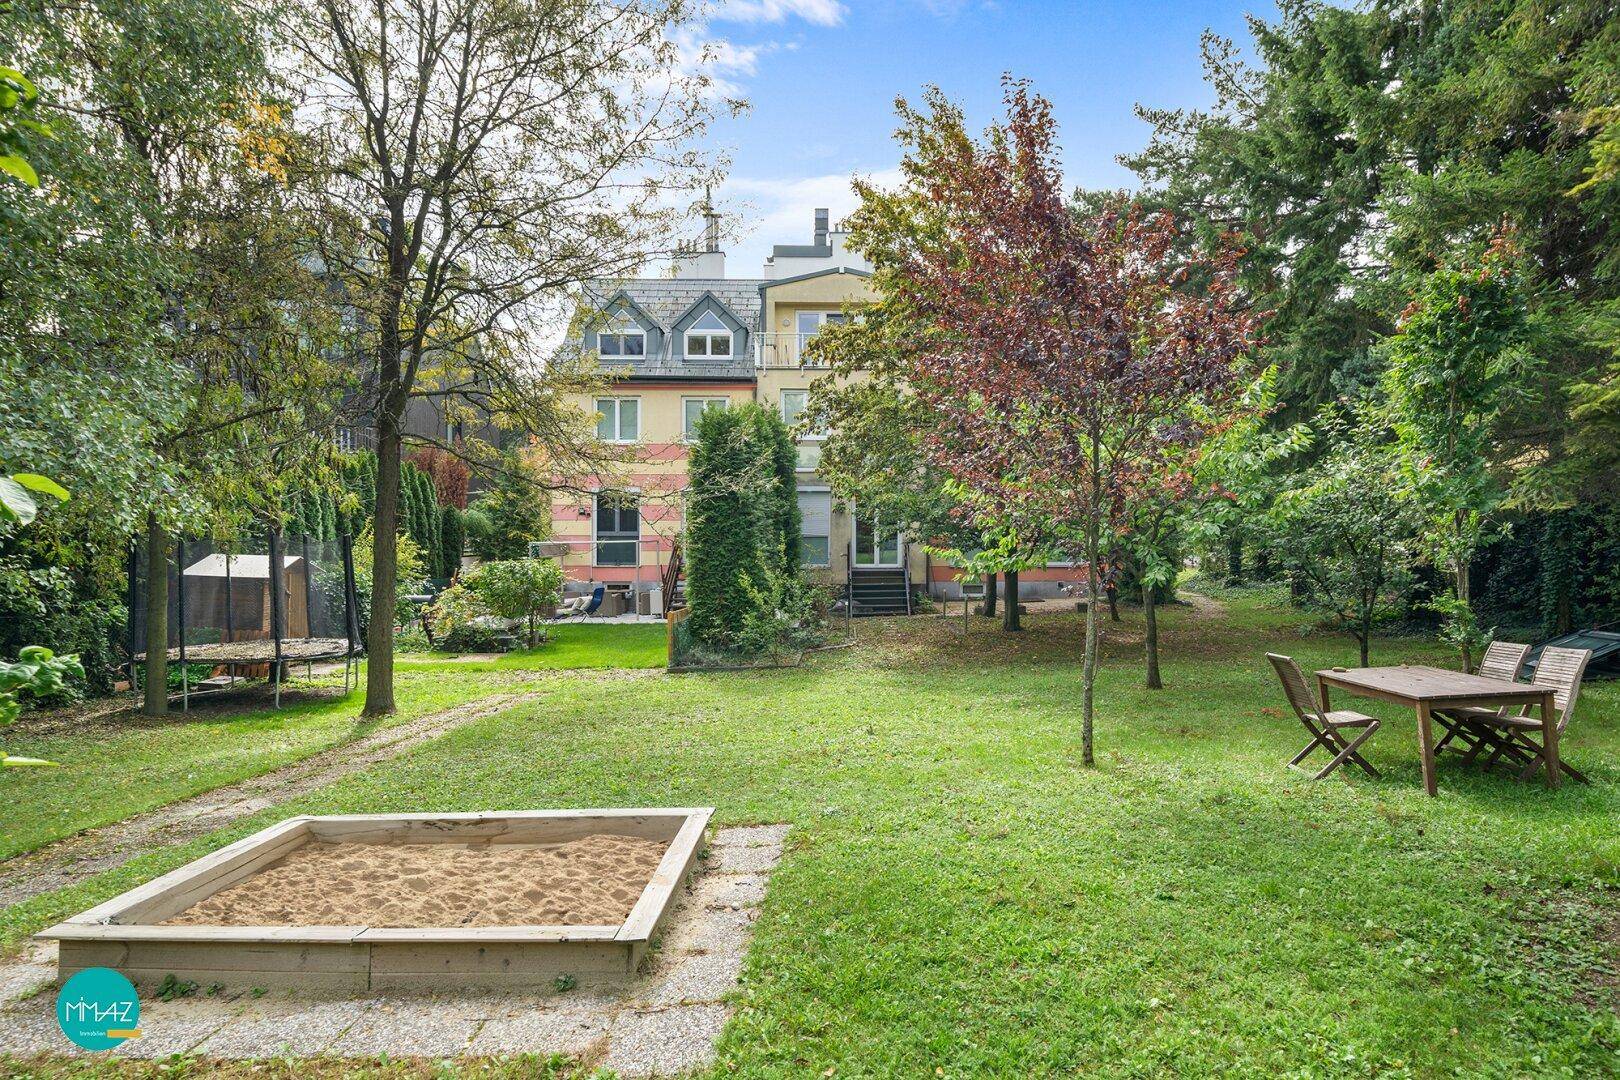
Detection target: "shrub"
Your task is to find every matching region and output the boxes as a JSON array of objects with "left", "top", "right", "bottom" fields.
[
  {"left": 439, "top": 506, "right": 465, "bottom": 578},
  {"left": 465, "top": 559, "right": 563, "bottom": 647},
  {"left": 685, "top": 403, "right": 804, "bottom": 651}
]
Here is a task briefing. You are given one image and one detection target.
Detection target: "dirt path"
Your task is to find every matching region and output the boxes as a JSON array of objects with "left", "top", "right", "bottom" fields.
[{"left": 0, "top": 678, "right": 626, "bottom": 912}]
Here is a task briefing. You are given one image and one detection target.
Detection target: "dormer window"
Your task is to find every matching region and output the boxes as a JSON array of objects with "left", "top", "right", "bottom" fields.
[
  {"left": 597, "top": 320, "right": 645, "bottom": 358},
  {"left": 684, "top": 311, "right": 731, "bottom": 358}
]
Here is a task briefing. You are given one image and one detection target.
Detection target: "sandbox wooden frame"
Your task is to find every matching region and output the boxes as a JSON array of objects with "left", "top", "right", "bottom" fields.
[{"left": 39, "top": 808, "right": 713, "bottom": 991}]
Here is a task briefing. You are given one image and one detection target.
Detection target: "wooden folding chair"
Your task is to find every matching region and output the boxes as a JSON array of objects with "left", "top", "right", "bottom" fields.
[
  {"left": 1434, "top": 639, "right": 1531, "bottom": 758},
  {"left": 1459, "top": 646, "right": 1594, "bottom": 784},
  {"left": 1267, "top": 653, "right": 1382, "bottom": 779}
]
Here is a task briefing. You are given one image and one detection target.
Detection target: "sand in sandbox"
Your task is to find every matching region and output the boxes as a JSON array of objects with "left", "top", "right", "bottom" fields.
[{"left": 162, "top": 835, "right": 669, "bottom": 928}]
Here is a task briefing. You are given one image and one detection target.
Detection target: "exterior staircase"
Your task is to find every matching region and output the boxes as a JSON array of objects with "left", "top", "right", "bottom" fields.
[{"left": 849, "top": 568, "right": 911, "bottom": 616}]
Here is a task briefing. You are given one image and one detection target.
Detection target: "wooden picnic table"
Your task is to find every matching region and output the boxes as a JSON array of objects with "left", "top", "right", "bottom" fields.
[{"left": 1314, "top": 665, "right": 1558, "bottom": 797}]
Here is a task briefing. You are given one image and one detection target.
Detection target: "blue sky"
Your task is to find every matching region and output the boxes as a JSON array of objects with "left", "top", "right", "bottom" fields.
[{"left": 698, "top": 0, "right": 1276, "bottom": 275}]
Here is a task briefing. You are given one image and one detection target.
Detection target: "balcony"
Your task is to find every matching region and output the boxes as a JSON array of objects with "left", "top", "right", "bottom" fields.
[{"left": 754, "top": 333, "right": 834, "bottom": 370}]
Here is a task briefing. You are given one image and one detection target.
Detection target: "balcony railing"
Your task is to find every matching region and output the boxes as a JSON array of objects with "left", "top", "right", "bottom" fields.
[{"left": 754, "top": 332, "right": 834, "bottom": 370}]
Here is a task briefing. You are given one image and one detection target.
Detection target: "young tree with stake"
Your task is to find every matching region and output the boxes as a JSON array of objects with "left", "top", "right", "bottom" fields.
[{"left": 843, "top": 80, "right": 1260, "bottom": 763}]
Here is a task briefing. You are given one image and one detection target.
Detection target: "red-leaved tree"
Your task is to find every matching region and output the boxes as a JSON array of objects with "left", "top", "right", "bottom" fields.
[{"left": 847, "top": 80, "right": 1261, "bottom": 764}]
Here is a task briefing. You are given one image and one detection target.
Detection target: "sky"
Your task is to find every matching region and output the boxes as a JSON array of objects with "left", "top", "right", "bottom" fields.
[{"left": 695, "top": 0, "right": 1277, "bottom": 277}]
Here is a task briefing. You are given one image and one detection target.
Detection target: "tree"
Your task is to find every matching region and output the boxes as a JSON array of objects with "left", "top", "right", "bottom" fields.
[
  {"left": 467, "top": 452, "right": 549, "bottom": 562},
  {"left": 287, "top": 0, "right": 727, "bottom": 717},
  {"left": 1385, "top": 238, "right": 1537, "bottom": 668},
  {"left": 10, "top": 0, "right": 349, "bottom": 716},
  {"left": 1269, "top": 420, "right": 1417, "bottom": 666},
  {"left": 463, "top": 559, "right": 563, "bottom": 649},
  {"left": 844, "top": 80, "right": 1260, "bottom": 764},
  {"left": 684, "top": 403, "right": 801, "bottom": 650},
  {"left": 805, "top": 277, "right": 1039, "bottom": 629}
]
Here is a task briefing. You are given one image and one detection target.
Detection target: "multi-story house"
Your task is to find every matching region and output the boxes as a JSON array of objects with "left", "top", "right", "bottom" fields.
[{"left": 550, "top": 207, "right": 1086, "bottom": 614}]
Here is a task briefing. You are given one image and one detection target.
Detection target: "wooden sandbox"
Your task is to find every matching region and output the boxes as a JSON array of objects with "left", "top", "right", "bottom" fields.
[{"left": 39, "top": 809, "right": 712, "bottom": 991}]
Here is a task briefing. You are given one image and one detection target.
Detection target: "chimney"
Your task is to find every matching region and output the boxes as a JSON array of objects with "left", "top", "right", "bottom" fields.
[
  {"left": 671, "top": 196, "right": 726, "bottom": 278},
  {"left": 703, "top": 198, "right": 720, "bottom": 253},
  {"left": 813, "top": 207, "right": 829, "bottom": 247}
]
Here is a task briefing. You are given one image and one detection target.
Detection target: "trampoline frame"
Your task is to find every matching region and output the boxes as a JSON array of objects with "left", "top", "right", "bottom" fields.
[{"left": 128, "top": 529, "right": 365, "bottom": 710}]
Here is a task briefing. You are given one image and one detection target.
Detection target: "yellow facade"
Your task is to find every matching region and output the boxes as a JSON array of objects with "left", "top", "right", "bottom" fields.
[{"left": 554, "top": 265, "right": 932, "bottom": 600}]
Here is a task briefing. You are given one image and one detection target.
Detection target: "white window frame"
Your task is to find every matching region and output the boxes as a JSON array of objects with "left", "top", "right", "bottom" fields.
[
  {"left": 595, "top": 396, "right": 640, "bottom": 444},
  {"left": 592, "top": 489, "right": 641, "bottom": 567},
  {"left": 597, "top": 325, "right": 646, "bottom": 359},
  {"left": 780, "top": 389, "right": 825, "bottom": 440},
  {"left": 794, "top": 311, "right": 848, "bottom": 367},
  {"left": 682, "top": 396, "right": 729, "bottom": 441},
  {"left": 334, "top": 426, "right": 357, "bottom": 453},
  {"left": 685, "top": 330, "right": 732, "bottom": 358}
]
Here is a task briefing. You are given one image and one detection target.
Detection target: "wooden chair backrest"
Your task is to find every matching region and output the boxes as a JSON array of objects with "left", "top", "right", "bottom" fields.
[
  {"left": 1266, "top": 653, "right": 1323, "bottom": 724},
  {"left": 1477, "top": 640, "right": 1531, "bottom": 683},
  {"left": 1531, "top": 646, "right": 1594, "bottom": 730}
]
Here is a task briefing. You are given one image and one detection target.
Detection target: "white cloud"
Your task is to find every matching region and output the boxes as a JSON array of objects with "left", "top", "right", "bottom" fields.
[
  {"left": 714, "top": 0, "right": 846, "bottom": 27},
  {"left": 721, "top": 167, "right": 904, "bottom": 274}
]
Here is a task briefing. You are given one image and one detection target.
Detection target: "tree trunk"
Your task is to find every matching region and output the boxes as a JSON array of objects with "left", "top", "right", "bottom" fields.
[
  {"left": 364, "top": 403, "right": 403, "bottom": 717},
  {"left": 1002, "top": 570, "right": 1021, "bottom": 631},
  {"left": 1455, "top": 527, "right": 1472, "bottom": 672},
  {"left": 982, "top": 571, "right": 997, "bottom": 618},
  {"left": 1106, "top": 580, "right": 1120, "bottom": 622},
  {"left": 1143, "top": 579, "right": 1161, "bottom": 689},
  {"left": 1225, "top": 532, "right": 1243, "bottom": 585},
  {"left": 1358, "top": 631, "right": 1370, "bottom": 668},
  {"left": 142, "top": 513, "right": 168, "bottom": 717},
  {"left": 1081, "top": 533, "right": 1098, "bottom": 766}
]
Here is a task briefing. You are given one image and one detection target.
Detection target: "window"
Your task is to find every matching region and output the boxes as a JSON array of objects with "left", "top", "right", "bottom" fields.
[
  {"left": 684, "top": 311, "right": 731, "bottom": 358},
  {"left": 780, "top": 389, "right": 825, "bottom": 439},
  {"left": 682, "top": 397, "right": 728, "bottom": 440},
  {"left": 798, "top": 490, "right": 831, "bottom": 567},
  {"left": 597, "top": 324, "right": 645, "bottom": 358},
  {"left": 333, "top": 426, "right": 357, "bottom": 452},
  {"left": 595, "top": 493, "right": 639, "bottom": 566},
  {"left": 595, "top": 397, "right": 639, "bottom": 442},
  {"left": 794, "top": 311, "right": 848, "bottom": 366}
]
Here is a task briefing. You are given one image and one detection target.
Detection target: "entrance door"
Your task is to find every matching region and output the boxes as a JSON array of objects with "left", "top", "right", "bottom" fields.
[{"left": 852, "top": 515, "right": 902, "bottom": 568}]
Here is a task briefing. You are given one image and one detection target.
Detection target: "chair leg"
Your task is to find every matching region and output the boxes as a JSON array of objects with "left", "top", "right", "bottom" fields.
[
  {"left": 1312, "top": 722, "right": 1380, "bottom": 780},
  {"left": 1560, "top": 759, "right": 1590, "bottom": 785},
  {"left": 1290, "top": 732, "right": 1329, "bottom": 767}
]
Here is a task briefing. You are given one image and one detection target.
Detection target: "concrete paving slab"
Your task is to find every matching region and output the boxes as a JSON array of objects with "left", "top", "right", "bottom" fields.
[
  {"left": 601, "top": 1004, "right": 730, "bottom": 1078},
  {"left": 192, "top": 998, "right": 369, "bottom": 1058},
  {"left": 637, "top": 951, "right": 746, "bottom": 1007},
  {"left": 466, "top": 1004, "right": 611, "bottom": 1056},
  {"left": 327, "top": 1003, "right": 480, "bottom": 1057},
  {"left": 706, "top": 844, "right": 781, "bottom": 874},
  {"left": 688, "top": 873, "right": 768, "bottom": 909},
  {"left": 661, "top": 905, "right": 758, "bottom": 956},
  {"left": 713, "top": 824, "right": 790, "bottom": 848},
  {"left": 113, "top": 999, "right": 235, "bottom": 1058}
]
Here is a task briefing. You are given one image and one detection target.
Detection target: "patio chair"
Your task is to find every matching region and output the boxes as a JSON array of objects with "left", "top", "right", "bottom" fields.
[
  {"left": 1433, "top": 639, "right": 1532, "bottom": 758},
  {"left": 1458, "top": 645, "right": 1594, "bottom": 783},
  {"left": 1266, "top": 653, "right": 1382, "bottom": 780},
  {"left": 557, "top": 584, "right": 605, "bottom": 622}
]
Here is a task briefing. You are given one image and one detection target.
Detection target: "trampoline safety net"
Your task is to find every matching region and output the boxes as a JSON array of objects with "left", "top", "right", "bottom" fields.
[{"left": 129, "top": 531, "right": 362, "bottom": 691}]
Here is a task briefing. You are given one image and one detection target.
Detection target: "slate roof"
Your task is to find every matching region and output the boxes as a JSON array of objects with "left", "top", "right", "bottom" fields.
[{"left": 583, "top": 277, "right": 765, "bottom": 332}]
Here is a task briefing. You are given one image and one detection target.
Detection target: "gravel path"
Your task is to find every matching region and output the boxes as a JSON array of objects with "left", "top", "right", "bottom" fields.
[{"left": 0, "top": 680, "right": 599, "bottom": 911}]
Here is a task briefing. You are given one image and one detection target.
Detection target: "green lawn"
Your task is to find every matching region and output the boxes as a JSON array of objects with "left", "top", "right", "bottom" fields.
[
  {"left": 395, "top": 621, "right": 668, "bottom": 672},
  {"left": 5, "top": 598, "right": 1618, "bottom": 1076},
  {"left": 1, "top": 623, "right": 664, "bottom": 862}
]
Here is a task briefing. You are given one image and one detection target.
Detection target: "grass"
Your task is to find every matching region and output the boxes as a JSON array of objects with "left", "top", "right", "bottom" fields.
[
  {"left": 395, "top": 621, "right": 667, "bottom": 672},
  {"left": 1, "top": 623, "right": 664, "bottom": 862},
  {"left": 5, "top": 598, "right": 1618, "bottom": 1076}
]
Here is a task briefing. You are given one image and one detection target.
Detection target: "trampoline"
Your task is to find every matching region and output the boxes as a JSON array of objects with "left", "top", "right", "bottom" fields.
[{"left": 129, "top": 529, "right": 363, "bottom": 709}]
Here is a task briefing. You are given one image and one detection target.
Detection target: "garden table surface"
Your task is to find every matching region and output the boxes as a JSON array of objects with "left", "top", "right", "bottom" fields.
[{"left": 1313, "top": 665, "right": 1558, "bottom": 797}]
